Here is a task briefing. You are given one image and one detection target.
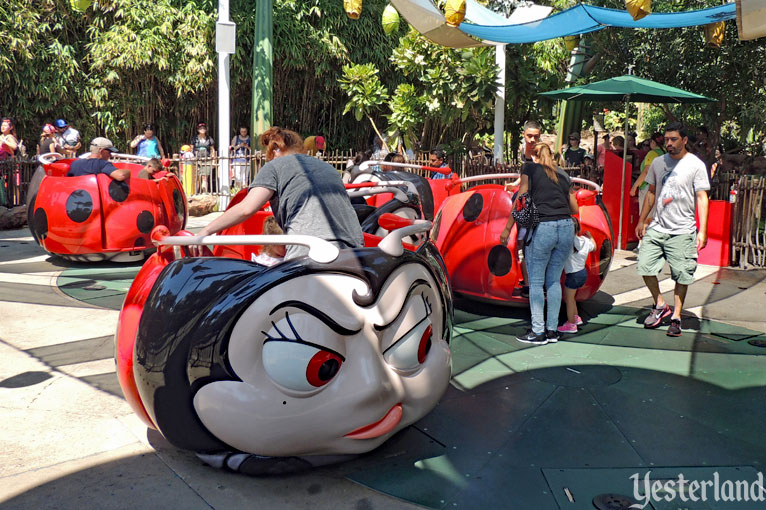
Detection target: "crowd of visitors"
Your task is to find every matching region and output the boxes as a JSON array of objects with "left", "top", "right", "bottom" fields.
[
  {"left": 0, "top": 110, "right": 714, "bottom": 340},
  {"left": 499, "top": 120, "right": 710, "bottom": 341}
]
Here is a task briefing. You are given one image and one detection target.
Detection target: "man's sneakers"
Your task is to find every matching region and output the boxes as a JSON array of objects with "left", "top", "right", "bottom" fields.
[
  {"left": 666, "top": 318, "right": 682, "bottom": 337},
  {"left": 643, "top": 304, "right": 672, "bottom": 329},
  {"left": 546, "top": 330, "right": 560, "bottom": 343},
  {"left": 516, "top": 330, "right": 547, "bottom": 345},
  {"left": 644, "top": 304, "right": 683, "bottom": 336}
]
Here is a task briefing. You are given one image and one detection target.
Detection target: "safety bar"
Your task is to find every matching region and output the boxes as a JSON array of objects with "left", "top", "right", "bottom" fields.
[
  {"left": 358, "top": 160, "right": 452, "bottom": 175},
  {"left": 345, "top": 181, "right": 419, "bottom": 198},
  {"left": 446, "top": 173, "right": 602, "bottom": 193},
  {"left": 156, "top": 235, "right": 340, "bottom": 264},
  {"left": 37, "top": 152, "right": 66, "bottom": 165},
  {"left": 571, "top": 177, "right": 602, "bottom": 193},
  {"left": 378, "top": 220, "right": 433, "bottom": 257},
  {"left": 447, "top": 173, "right": 521, "bottom": 190}
]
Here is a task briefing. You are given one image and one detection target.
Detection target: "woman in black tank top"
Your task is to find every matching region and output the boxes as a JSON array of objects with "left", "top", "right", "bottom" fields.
[{"left": 500, "top": 143, "right": 579, "bottom": 344}]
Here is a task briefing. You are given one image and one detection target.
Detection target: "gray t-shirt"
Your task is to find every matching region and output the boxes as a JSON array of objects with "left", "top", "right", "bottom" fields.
[
  {"left": 646, "top": 153, "right": 710, "bottom": 235},
  {"left": 250, "top": 154, "right": 364, "bottom": 259}
]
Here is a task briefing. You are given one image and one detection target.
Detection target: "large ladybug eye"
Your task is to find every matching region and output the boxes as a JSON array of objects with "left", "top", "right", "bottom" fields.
[
  {"left": 384, "top": 319, "right": 433, "bottom": 372},
  {"left": 262, "top": 341, "right": 343, "bottom": 392}
]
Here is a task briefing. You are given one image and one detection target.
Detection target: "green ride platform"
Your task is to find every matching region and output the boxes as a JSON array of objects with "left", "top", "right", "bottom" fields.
[{"left": 55, "top": 266, "right": 766, "bottom": 509}]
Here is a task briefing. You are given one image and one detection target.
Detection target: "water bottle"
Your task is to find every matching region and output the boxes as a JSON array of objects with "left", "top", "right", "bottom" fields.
[{"left": 729, "top": 183, "right": 737, "bottom": 204}]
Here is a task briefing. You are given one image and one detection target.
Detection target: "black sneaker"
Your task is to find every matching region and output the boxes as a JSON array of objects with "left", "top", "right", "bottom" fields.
[
  {"left": 516, "top": 329, "right": 548, "bottom": 345},
  {"left": 667, "top": 318, "right": 682, "bottom": 337},
  {"left": 546, "top": 330, "right": 560, "bottom": 343},
  {"left": 643, "top": 304, "right": 672, "bottom": 329},
  {"left": 521, "top": 285, "right": 529, "bottom": 299}
]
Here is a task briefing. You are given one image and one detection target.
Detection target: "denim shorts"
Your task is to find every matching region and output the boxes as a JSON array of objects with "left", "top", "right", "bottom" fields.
[{"left": 564, "top": 268, "right": 587, "bottom": 289}]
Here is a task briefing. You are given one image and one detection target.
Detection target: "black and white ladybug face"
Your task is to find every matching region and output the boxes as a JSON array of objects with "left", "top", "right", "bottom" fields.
[{"left": 192, "top": 263, "right": 451, "bottom": 457}]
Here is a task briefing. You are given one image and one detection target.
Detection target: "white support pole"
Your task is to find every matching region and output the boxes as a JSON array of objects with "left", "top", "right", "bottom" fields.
[
  {"left": 217, "top": 0, "right": 233, "bottom": 210},
  {"left": 493, "top": 44, "right": 506, "bottom": 165}
]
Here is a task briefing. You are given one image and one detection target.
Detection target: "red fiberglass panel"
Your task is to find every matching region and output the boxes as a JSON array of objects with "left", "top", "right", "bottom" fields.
[
  {"left": 429, "top": 175, "right": 461, "bottom": 212},
  {"left": 115, "top": 253, "right": 168, "bottom": 429},
  {"left": 212, "top": 189, "right": 271, "bottom": 259},
  {"left": 575, "top": 202, "right": 613, "bottom": 301},
  {"left": 33, "top": 173, "right": 104, "bottom": 255},
  {"left": 433, "top": 185, "right": 614, "bottom": 305},
  {"left": 433, "top": 185, "right": 523, "bottom": 303},
  {"left": 602, "top": 150, "right": 639, "bottom": 249},
  {"left": 30, "top": 161, "right": 187, "bottom": 258},
  {"left": 99, "top": 165, "right": 186, "bottom": 253}
]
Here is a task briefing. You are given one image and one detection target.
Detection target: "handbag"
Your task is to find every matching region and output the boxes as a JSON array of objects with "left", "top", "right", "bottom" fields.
[{"left": 512, "top": 192, "right": 539, "bottom": 230}]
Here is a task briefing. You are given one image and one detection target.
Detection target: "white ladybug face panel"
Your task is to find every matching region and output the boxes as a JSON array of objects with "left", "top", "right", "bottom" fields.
[{"left": 192, "top": 263, "right": 451, "bottom": 457}]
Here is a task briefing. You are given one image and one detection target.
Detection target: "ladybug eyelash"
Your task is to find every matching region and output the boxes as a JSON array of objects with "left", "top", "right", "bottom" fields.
[
  {"left": 263, "top": 311, "right": 345, "bottom": 361},
  {"left": 421, "top": 293, "right": 432, "bottom": 316},
  {"left": 263, "top": 311, "right": 303, "bottom": 343}
]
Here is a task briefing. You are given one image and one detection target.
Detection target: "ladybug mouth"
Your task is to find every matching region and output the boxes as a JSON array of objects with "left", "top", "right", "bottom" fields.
[{"left": 344, "top": 403, "right": 403, "bottom": 440}]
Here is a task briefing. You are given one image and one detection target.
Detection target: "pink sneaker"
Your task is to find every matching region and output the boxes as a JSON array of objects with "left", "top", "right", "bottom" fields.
[
  {"left": 574, "top": 315, "right": 583, "bottom": 326},
  {"left": 557, "top": 321, "right": 578, "bottom": 334}
]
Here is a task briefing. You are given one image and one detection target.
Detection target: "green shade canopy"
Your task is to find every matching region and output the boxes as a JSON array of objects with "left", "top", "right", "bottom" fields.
[{"left": 539, "top": 75, "right": 715, "bottom": 104}]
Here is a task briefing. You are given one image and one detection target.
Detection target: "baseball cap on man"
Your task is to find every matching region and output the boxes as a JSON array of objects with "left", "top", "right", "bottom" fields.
[
  {"left": 54, "top": 119, "right": 68, "bottom": 129},
  {"left": 568, "top": 132, "right": 580, "bottom": 141},
  {"left": 90, "top": 137, "right": 119, "bottom": 153}
]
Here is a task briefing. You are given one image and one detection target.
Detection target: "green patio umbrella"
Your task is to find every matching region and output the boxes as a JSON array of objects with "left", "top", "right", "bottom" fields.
[
  {"left": 539, "top": 74, "right": 715, "bottom": 104},
  {"left": 540, "top": 74, "right": 715, "bottom": 247}
]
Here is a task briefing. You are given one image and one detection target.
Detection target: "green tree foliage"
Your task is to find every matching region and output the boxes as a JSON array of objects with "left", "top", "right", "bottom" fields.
[
  {"left": 86, "top": 0, "right": 217, "bottom": 144},
  {"left": 4, "top": 0, "right": 765, "bottom": 157},
  {"left": 230, "top": 0, "right": 401, "bottom": 150},
  {"left": 1, "top": 0, "right": 88, "bottom": 142},
  {"left": 391, "top": 29, "right": 499, "bottom": 149},
  {"left": 582, "top": 0, "right": 766, "bottom": 152},
  {"left": 343, "top": 28, "right": 499, "bottom": 153},
  {"left": 338, "top": 63, "right": 389, "bottom": 145},
  {"left": 1, "top": 0, "right": 217, "bottom": 151}
]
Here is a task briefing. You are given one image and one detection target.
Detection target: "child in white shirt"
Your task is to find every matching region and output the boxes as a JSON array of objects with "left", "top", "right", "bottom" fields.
[{"left": 558, "top": 218, "right": 596, "bottom": 334}]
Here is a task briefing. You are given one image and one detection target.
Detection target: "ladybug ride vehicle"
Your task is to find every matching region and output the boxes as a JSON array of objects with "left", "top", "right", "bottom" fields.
[
  {"left": 430, "top": 173, "right": 614, "bottom": 305},
  {"left": 27, "top": 152, "right": 187, "bottom": 262},
  {"left": 115, "top": 208, "right": 453, "bottom": 475}
]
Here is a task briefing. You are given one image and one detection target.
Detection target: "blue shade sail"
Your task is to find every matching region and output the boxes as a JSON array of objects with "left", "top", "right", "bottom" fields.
[{"left": 458, "top": 3, "right": 737, "bottom": 44}]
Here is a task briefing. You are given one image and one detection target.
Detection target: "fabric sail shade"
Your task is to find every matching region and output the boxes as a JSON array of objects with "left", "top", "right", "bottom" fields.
[
  {"left": 458, "top": 3, "right": 736, "bottom": 44},
  {"left": 735, "top": 0, "right": 766, "bottom": 40}
]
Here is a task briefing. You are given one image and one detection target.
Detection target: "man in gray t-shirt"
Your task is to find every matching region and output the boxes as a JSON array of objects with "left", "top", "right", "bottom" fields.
[
  {"left": 635, "top": 123, "right": 710, "bottom": 337},
  {"left": 249, "top": 154, "right": 364, "bottom": 259},
  {"left": 644, "top": 151, "right": 710, "bottom": 235}
]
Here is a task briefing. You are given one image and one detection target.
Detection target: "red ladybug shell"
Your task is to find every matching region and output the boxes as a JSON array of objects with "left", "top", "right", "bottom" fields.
[
  {"left": 28, "top": 160, "right": 187, "bottom": 262},
  {"left": 431, "top": 183, "right": 614, "bottom": 305}
]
